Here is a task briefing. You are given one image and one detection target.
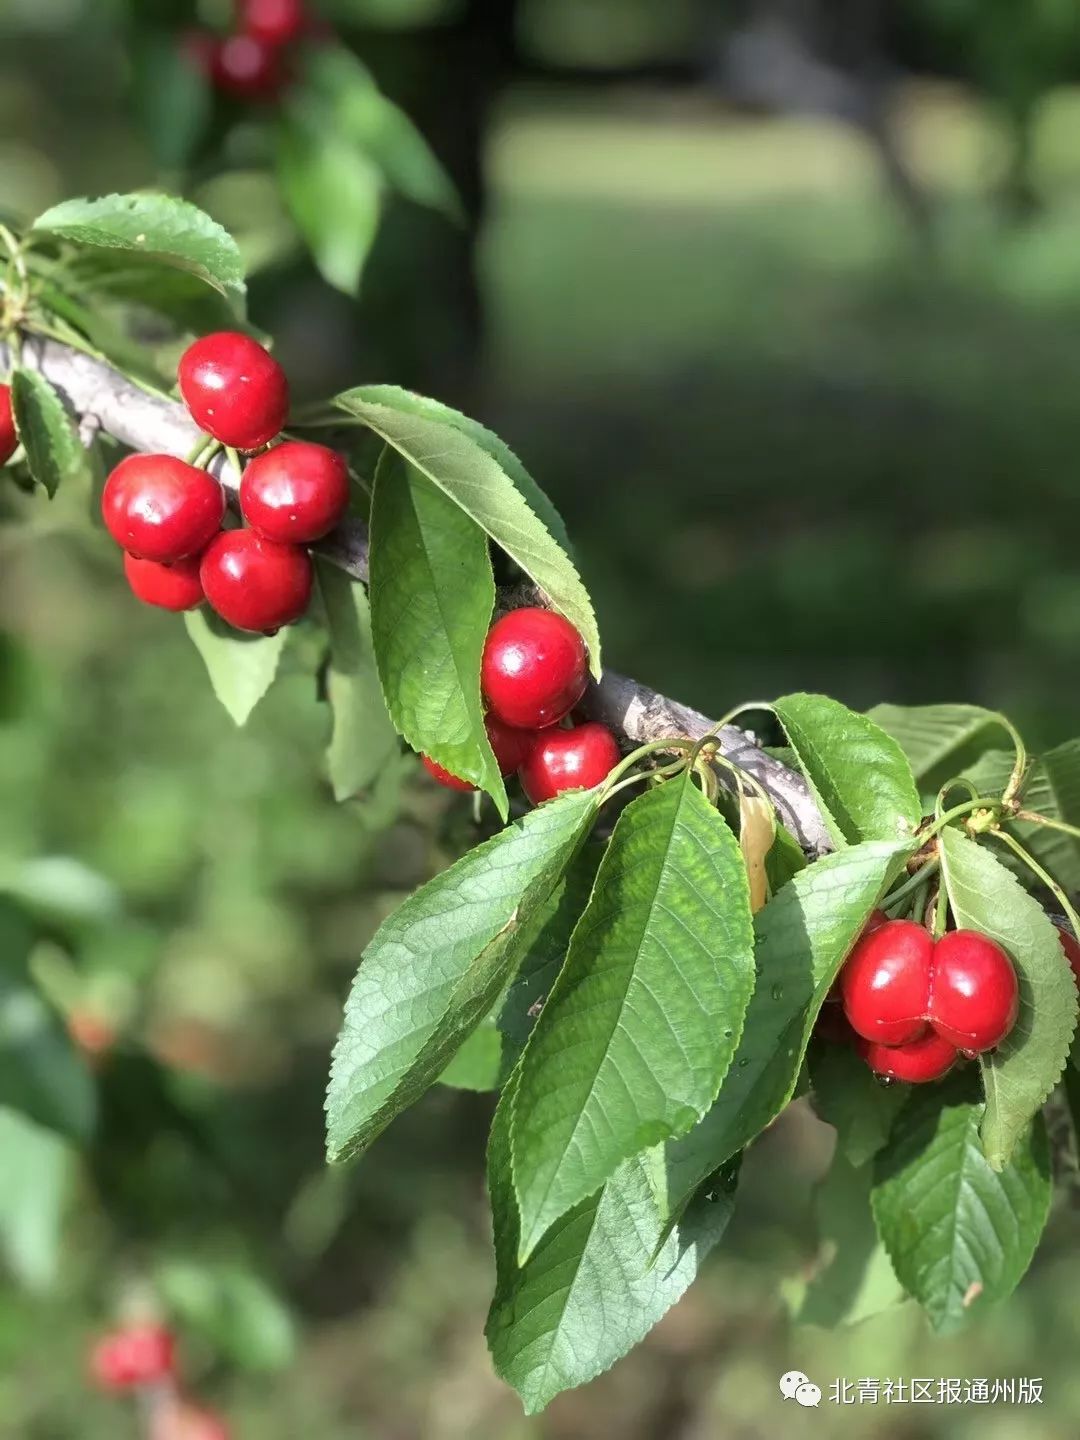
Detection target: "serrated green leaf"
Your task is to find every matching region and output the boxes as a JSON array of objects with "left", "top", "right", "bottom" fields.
[
  {"left": 962, "top": 743, "right": 1080, "bottom": 892},
  {"left": 487, "top": 1076, "right": 735, "bottom": 1414},
  {"left": 369, "top": 448, "right": 505, "bottom": 814},
  {"left": 774, "top": 694, "right": 921, "bottom": 847},
  {"left": 33, "top": 193, "right": 245, "bottom": 309},
  {"left": 868, "top": 703, "right": 1004, "bottom": 792},
  {"left": 511, "top": 773, "right": 755, "bottom": 1259},
  {"left": 184, "top": 609, "right": 288, "bottom": 727},
  {"left": 437, "top": 1018, "right": 505, "bottom": 1091},
  {"left": 278, "top": 103, "right": 381, "bottom": 295},
  {"left": 871, "top": 1074, "right": 1050, "bottom": 1333},
  {"left": 10, "top": 369, "right": 92, "bottom": 498},
  {"left": 333, "top": 387, "right": 600, "bottom": 673},
  {"left": 939, "top": 827, "right": 1078, "bottom": 1168},
  {"left": 658, "top": 841, "right": 912, "bottom": 1228},
  {"left": 0, "top": 1108, "right": 71, "bottom": 1292},
  {"left": 0, "top": 902, "right": 95, "bottom": 1144},
  {"left": 809, "top": 1040, "right": 908, "bottom": 1169},
  {"left": 326, "top": 789, "right": 598, "bottom": 1163},
  {"left": 798, "top": 1150, "right": 904, "bottom": 1329},
  {"left": 315, "top": 561, "right": 399, "bottom": 802}
]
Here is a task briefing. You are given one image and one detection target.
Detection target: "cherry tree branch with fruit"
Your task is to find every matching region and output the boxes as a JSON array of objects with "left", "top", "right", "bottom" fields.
[{"left": 4, "top": 190, "right": 1080, "bottom": 1416}]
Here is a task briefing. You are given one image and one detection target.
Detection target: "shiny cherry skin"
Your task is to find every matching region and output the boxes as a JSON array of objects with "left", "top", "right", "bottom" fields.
[
  {"left": 421, "top": 714, "right": 536, "bottom": 791},
  {"left": 211, "top": 33, "right": 287, "bottom": 101},
  {"left": 200, "top": 530, "right": 312, "bottom": 634},
  {"left": 0, "top": 384, "right": 16, "bottom": 464},
  {"left": 178, "top": 332, "right": 289, "bottom": 450},
  {"left": 481, "top": 608, "right": 588, "bottom": 730},
  {"left": 825, "top": 909, "right": 889, "bottom": 1005},
  {"left": 840, "top": 919, "right": 934, "bottom": 1046},
  {"left": 124, "top": 552, "right": 204, "bottom": 612},
  {"left": 519, "top": 722, "right": 620, "bottom": 804},
  {"left": 928, "top": 929, "right": 1019, "bottom": 1054},
  {"left": 102, "top": 455, "right": 225, "bottom": 563},
  {"left": 89, "top": 1323, "right": 176, "bottom": 1392},
  {"left": 240, "top": 441, "right": 349, "bottom": 543},
  {"left": 858, "top": 1030, "right": 959, "bottom": 1084},
  {"left": 238, "top": 0, "right": 308, "bottom": 44},
  {"left": 1057, "top": 923, "right": 1080, "bottom": 988}
]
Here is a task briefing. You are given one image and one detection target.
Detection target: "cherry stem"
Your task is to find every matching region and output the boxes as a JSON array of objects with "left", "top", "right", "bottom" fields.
[
  {"left": 1014, "top": 810, "right": 1080, "bottom": 843},
  {"left": 187, "top": 436, "right": 217, "bottom": 468},
  {"left": 996, "top": 830, "right": 1080, "bottom": 941},
  {"left": 917, "top": 797, "right": 1001, "bottom": 845},
  {"left": 883, "top": 859, "right": 940, "bottom": 913}
]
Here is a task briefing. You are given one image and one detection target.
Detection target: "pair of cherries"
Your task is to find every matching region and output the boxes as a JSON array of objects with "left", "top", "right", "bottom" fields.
[
  {"left": 421, "top": 607, "right": 621, "bottom": 805},
  {"left": 838, "top": 913, "right": 1019, "bottom": 1083},
  {"left": 104, "top": 331, "right": 350, "bottom": 634},
  {"left": 185, "top": 0, "right": 313, "bottom": 103}
]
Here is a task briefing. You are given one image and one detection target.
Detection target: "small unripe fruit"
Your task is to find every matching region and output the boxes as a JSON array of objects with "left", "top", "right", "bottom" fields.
[
  {"left": 928, "top": 930, "right": 1019, "bottom": 1054},
  {"left": 518, "top": 722, "right": 620, "bottom": 804},
  {"left": 0, "top": 384, "right": 16, "bottom": 464},
  {"left": 89, "top": 1323, "right": 176, "bottom": 1392},
  {"left": 240, "top": 441, "right": 349, "bottom": 543},
  {"left": 178, "top": 332, "right": 289, "bottom": 450},
  {"left": 124, "top": 552, "right": 204, "bottom": 612},
  {"left": 481, "top": 608, "right": 589, "bottom": 730},
  {"left": 211, "top": 33, "right": 287, "bottom": 100},
  {"left": 102, "top": 455, "right": 225, "bottom": 563},
  {"left": 840, "top": 919, "right": 933, "bottom": 1046},
  {"left": 858, "top": 1030, "right": 959, "bottom": 1084},
  {"left": 238, "top": 0, "right": 308, "bottom": 45},
  {"left": 200, "top": 530, "right": 312, "bottom": 633},
  {"left": 421, "top": 715, "right": 536, "bottom": 791}
]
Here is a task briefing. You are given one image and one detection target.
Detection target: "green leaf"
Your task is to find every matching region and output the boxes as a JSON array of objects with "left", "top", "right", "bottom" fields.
[
  {"left": 278, "top": 105, "right": 381, "bottom": 295},
  {"left": 809, "top": 1040, "right": 908, "bottom": 1169},
  {"left": 871, "top": 1074, "right": 1051, "bottom": 1333},
  {"left": 868, "top": 703, "right": 1004, "bottom": 792},
  {"left": 658, "top": 841, "right": 912, "bottom": 1227},
  {"left": 940, "top": 827, "right": 1078, "bottom": 1169},
  {"left": 10, "top": 369, "right": 92, "bottom": 498},
  {"left": 184, "top": 610, "right": 288, "bottom": 728},
  {"left": 0, "top": 901, "right": 95, "bottom": 1144},
  {"left": 354, "top": 386, "right": 573, "bottom": 558},
  {"left": 333, "top": 387, "right": 600, "bottom": 673},
  {"left": 0, "top": 1108, "right": 71, "bottom": 1292},
  {"left": 326, "top": 788, "right": 598, "bottom": 1163},
  {"left": 962, "top": 743, "right": 1080, "bottom": 891},
  {"left": 774, "top": 694, "right": 921, "bottom": 847},
  {"left": 156, "top": 1260, "right": 296, "bottom": 1372},
  {"left": 369, "top": 448, "right": 505, "bottom": 814},
  {"left": 511, "top": 773, "right": 755, "bottom": 1259},
  {"left": 303, "top": 46, "right": 462, "bottom": 220},
  {"left": 487, "top": 1076, "right": 736, "bottom": 1414},
  {"left": 437, "top": 1018, "right": 505, "bottom": 1091},
  {"left": 315, "top": 561, "right": 399, "bottom": 801},
  {"left": 797, "top": 1151, "right": 904, "bottom": 1329},
  {"left": 131, "top": 30, "right": 211, "bottom": 173},
  {"left": 33, "top": 193, "right": 245, "bottom": 309}
]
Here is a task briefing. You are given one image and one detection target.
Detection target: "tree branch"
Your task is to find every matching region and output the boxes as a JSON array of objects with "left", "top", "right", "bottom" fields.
[{"left": 3, "top": 334, "right": 830, "bottom": 853}]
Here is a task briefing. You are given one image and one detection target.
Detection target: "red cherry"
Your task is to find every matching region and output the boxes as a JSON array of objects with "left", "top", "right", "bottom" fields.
[
  {"left": 238, "top": 0, "right": 308, "bottom": 45},
  {"left": 858, "top": 1030, "right": 959, "bottom": 1084},
  {"left": 102, "top": 455, "right": 225, "bottom": 563},
  {"left": 928, "top": 930, "right": 1018, "bottom": 1053},
  {"left": 0, "top": 383, "right": 16, "bottom": 464},
  {"left": 863, "top": 908, "right": 889, "bottom": 935},
  {"left": 89, "top": 1323, "right": 176, "bottom": 1392},
  {"left": 481, "top": 608, "right": 589, "bottom": 730},
  {"left": 124, "top": 552, "right": 205, "bottom": 612},
  {"left": 839, "top": 919, "right": 933, "bottom": 1046},
  {"left": 518, "top": 722, "right": 620, "bottom": 804},
  {"left": 420, "top": 714, "right": 536, "bottom": 791},
  {"left": 240, "top": 441, "right": 349, "bottom": 543},
  {"left": 200, "top": 530, "right": 312, "bottom": 633},
  {"left": 179, "top": 332, "right": 289, "bottom": 451},
  {"left": 1056, "top": 923, "right": 1080, "bottom": 988},
  {"left": 211, "top": 33, "right": 287, "bottom": 101}
]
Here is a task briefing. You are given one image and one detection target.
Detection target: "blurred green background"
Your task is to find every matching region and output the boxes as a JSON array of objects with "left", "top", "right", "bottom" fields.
[{"left": 3, "top": 1, "right": 1080, "bottom": 1436}]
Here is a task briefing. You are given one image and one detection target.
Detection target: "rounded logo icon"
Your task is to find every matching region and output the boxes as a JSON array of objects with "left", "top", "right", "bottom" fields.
[
  {"left": 795, "top": 1382, "right": 822, "bottom": 1408},
  {"left": 779, "top": 1371, "right": 811, "bottom": 1400}
]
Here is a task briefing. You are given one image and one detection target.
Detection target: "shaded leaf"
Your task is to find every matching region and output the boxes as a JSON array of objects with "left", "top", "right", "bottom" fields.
[
  {"left": 798, "top": 1150, "right": 904, "bottom": 1329},
  {"left": 963, "top": 743, "right": 1080, "bottom": 892},
  {"left": 809, "top": 1040, "right": 908, "bottom": 1169},
  {"left": 10, "top": 369, "right": 92, "bottom": 498},
  {"left": 868, "top": 703, "right": 1004, "bottom": 793}
]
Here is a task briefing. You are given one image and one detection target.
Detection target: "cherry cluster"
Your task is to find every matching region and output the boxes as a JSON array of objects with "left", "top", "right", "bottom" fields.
[
  {"left": 821, "top": 911, "right": 1020, "bottom": 1082},
  {"left": 90, "top": 1322, "right": 228, "bottom": 1439},
  {"left": 185, "top": 0, "right": 315, "bottom": 103},
  {"left": 102, "top": 330, "right": 350, "bottom": 634},
  {"left": 421, "top": 607, "right": 622, "bottom": 805}
]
